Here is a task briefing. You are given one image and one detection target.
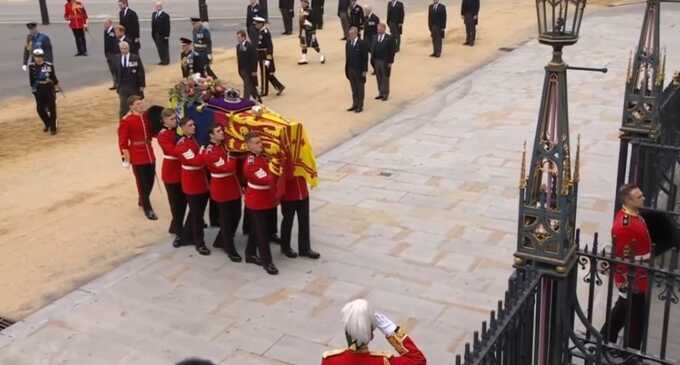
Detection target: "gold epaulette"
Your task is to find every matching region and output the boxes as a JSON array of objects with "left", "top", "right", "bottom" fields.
[
  {"left": 386, "top": 327, "right": 409, "bottom": 355},
  {"left": 322, "top": 348, "right": 347, "bottom": 359}
]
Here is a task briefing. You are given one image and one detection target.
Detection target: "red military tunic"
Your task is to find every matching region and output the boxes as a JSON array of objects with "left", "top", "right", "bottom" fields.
[
  {"left": 156, "top": 128, "right": 181, "bottom": 184},
  {"left": 243, "top": 153, "right": 277, "bottom": 210},
  {"left": 175, "top": 136, "right": 208, "bottom": 195},
  {"left": 322, "top": 329, "right": 426, "bottom": 365},
  {"left": 283, "top": 175, "right": 309, "bottom": 202},
  {"left": 201, "top": 144, "right": 242, "bottom": 202},
  {"left": 118, "top": 113, "right": 155, "bottom": 165},
  {"left": 612, "top": 207, "right": 652, "bottom": 294}
]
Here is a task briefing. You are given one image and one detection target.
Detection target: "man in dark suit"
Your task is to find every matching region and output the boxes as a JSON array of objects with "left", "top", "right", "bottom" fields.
[
  {"left": 311, "top": 0, "right": 325, "bottom": 29},
  {"left": 279, "top": 0, "right": 294, "bottom": 34},
  {"left": 461, "top": 0, "right": 479, "bottom": 46},
  {"left": 337, "top": 0, "right": 350, "bottom": 40},
  {"left": 115, "top": 41, "right": 145, "bottom": 117},
  {"left": 236, "top": 30, "right": 261, "bottom": 102},
  {"left": 428, "top": 0, "right": 446, "bottom": 57},
  {"left": 345, "top": 26, "right": 368, "bottom": 113},
  {"left": 104, "top": 19, "right": 119, "bottom": 90},
  {"left": 386, "top": 0, "right": 404, "bottom": 52},
  {"left": 151, "top": 2, "right": 170, "bottom": 64},
  {"left": 118, "top": 0, "right": 140, "bottom": 54},
  {"left": 349, "top": 0, "right": 364, "bottom": 38},
  {"left": 370, "top": 23, "right": 394, "bottom": 101}
]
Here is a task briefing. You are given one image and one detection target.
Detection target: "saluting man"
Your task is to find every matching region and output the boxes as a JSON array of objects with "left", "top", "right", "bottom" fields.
[
  {"left": 175, "top": 118, "right": 211, "bottom": 256},
  {"left": 254, "top": 17, "right": 285, "bottom": 96},
  {"left": 118, "top": 95, "right": 157, "bottom": 220},
  {"left": 191, "top": 17, "right": 217, "bottom": 78},
  {"left": 298, "top": 0, "right": 326, "bottom": 65},
  {"left": 28, "top": 48, "right": 59, "bottom": 135},
  {"left": 156, "top": 108, "right": 187, "bottom": 248},
  {"left": 386, "top": 0, "right": 404, "bottom": 52},
  {"left": 180, "top": 37, "right": 209, "bottom": 78},
  {"left": 22, "top": 22, "right": 53, "bottom": 72},
  {"left": 201, "top": 124, "right": 243, "bottom": 262},
  {"left": 115, "top": 41, "right": 145, "bottom": 117}
]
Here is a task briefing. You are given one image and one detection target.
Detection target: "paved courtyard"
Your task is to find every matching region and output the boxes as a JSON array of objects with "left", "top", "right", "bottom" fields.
[{"left": 1, "top": 3, "right": 679, "bottom": 364}]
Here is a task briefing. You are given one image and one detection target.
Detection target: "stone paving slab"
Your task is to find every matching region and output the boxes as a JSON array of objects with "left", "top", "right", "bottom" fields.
[{"left": 2, "top": 4, "right": 680, "bottom": 364}]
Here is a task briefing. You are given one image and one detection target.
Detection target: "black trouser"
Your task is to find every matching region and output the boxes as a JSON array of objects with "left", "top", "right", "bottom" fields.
[
  {"left": 196, "top": 51, "right": 217, "bottom": 78},
  {"left": 346, "top": 68, "right": 365, "bottom": 109},
  {"left": 213, "top": 198, "right": 242, "bottom": 253},
  {"left": 601, "top": 293, "right": 648, "bottom": 349},
  {"left": 246, "top": 208, "right": 276, "bottom": 265},
  {"left": 464, "top": 14, "right": 476, "bottom": 45},
  {"left": 430, "top": 26, "right": 443, "bottom": 56},
  {"left": 388, "top": 22, "right": 401, "bottom": 52},
  {"left": 281, "top": 198, "right": 311, "bottom": 253},
  {"left": 248, "top": 25, "right": 259, "bottom": 44},
  {"left": 315, "top": 9, "right": 324, "bottom": 29},
  {"left": 132, "top": 163, "right": 155, "bottom": 211},
  {"left": 164, "top": 182, "right": 187, "bottom": 235},
  {"left": 239, "top": 68, "right": 260, "bottom": 101},
  {"left": 281, "top": 8, "right": 294, "bottom": 33},
  {"left": 373, "top": 59, "right": 390, "bottom": 98},
  {"left": 339, "top": 12, "right": 350, "bottom": 38},
  {"left": 118, "top": 85, "right": 140, "bottom": 117},
  {"left": 105, "top": 53, "right": 118, "bottom": 87},
  {"left": 33, "top": 86, "right": 57, "bottom": 131},
  {"left": 72, "top": 28, "right": 87, "bottom": 54},
  {"left": 257, "top": 54, "right": 285, "bottom": 95},
  {"left": 184, "top": 193, "right": 209, "bottom": 246},
  {"left": 153, "top": 35, "right": 170, "bottom": 64}
]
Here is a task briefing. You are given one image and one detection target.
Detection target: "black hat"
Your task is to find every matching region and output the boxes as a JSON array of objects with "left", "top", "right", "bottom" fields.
[
  {"left": 26, "top": 22, "right": 37, "bottom": 29},
  {"left": 180, "top": 37, "right": 192, "bottom": 44},
  {"left": 190, "top": 17, "right": 201, "bottom": 22}
]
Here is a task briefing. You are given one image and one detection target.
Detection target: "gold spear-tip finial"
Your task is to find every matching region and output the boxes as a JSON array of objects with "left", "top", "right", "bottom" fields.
[
  {"left": 657, "top": 47, "right": 667, "bottom": 86},
  {"left": 626, "top": 50, "right": 633, "bottom": 84},
  {"left": 519, "top": 141, "right": 528, "bottom": 189},
  {"left": 574, "top": 134, "right": 581, "bottom": 184}
]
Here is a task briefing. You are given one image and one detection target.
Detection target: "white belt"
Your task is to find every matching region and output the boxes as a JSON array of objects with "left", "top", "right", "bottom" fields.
[
  {"left": 248, "top": 182, "right": 270, "bottom": 190},
  {"left": 211, "top": 172, "right": 234, "bottom": 178},
  {"left": 182, "top": 165, "right": 202, "bottom": 171},
  {"left": 635, "top": 253, "right": 651, "bottom": 261},
  {"left": 163, "top": 155, "right": 178, "bottom": 160}
]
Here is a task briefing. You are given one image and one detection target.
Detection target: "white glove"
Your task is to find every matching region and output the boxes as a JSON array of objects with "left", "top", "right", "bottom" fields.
[
  {"left": 207, "top": 54, "right": 213, "bottom": 61},
  {"left": 22, "top": 65, "right": 27, "bottom": 72},
  {"left": 374, "top": 312, "right": 397, "bottom": 337},
  {"left": 264, "top": 60, "right": 271, "bottom": 68},
  {"left": 304, "top": 19, "right": 313, "bottom": 28},
  {"left": 122, "top": 160, "right": 131, "bottom": 169}
]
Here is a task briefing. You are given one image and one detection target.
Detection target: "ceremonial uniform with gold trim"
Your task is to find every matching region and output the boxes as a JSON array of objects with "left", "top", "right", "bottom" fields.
[
  {"left": 322, "top": 327, "right": 427, "bottom": 365},
  {"left": 256, "top": 25, "right": 285, "bottom": 96}
]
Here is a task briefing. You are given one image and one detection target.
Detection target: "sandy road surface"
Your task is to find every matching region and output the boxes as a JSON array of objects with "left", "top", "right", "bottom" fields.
[{"left": 0, "top": 1, "right": 616, "bottom": 320}]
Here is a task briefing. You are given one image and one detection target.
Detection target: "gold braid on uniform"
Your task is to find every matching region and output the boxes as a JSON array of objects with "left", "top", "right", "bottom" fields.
[{"left": 386, "top": 327, "right": 409, "bottom": 355}]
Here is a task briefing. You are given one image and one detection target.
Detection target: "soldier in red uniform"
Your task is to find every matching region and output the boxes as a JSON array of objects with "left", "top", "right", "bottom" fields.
[
  {"left": 600, "top": 183, "right": 651, "bottom": 349},
  {"left": 175, "top": 118, "right": 211, "bottom": 256},
  {"left": 243, "top": 132, "right": 279, "bottom": 275},
  {"left": 280, "top": 175, "right": 320, "bottom": 259},
  {"left": 322, "top": 299, "right": 427, "bottom": 364},
  {"left": 201, "top": 124, "right": 243, "bottom": 262},
  {"left": 118, "top": 95, "right": 157, "bottom": 220},
  {"left": 156, "top": 109, "right": 187, "bottom": 247}
]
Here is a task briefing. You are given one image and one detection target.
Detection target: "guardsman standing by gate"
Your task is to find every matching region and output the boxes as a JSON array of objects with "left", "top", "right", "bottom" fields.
[
  {"left": 202, "top": 124, "right": 243, "bottom": 262},
  {"left": 118, "top": 95, "right": 157, "bottom": 220},
  {"left": 175, "top": 118, "right": 211, "bottom": 256},
  {"left": 118, "top": 0, "right": 141, "bottom": 54},
  {"left": 254, "top": 17, "right": 285, "bottom": 96},
  {"left": 180, "top": 37, "right": 209, "bottom": 78},
  {"left": 279, "top": 0, "right": 294, "bottom": 34},
  {"left": 427, "top": 0, "right": 446, "bottom": 57},
  {"left": 115, "top": 41, "right": 145, "bottom": 117},
  {"left": 386, "top": 0, "right": 404, "bottom": 52},
  {"left": 348, "top": 0, "right": 364, "bottom": 38},
  {"left": 156, "top": 108, "right": 187, "bottom": 248},
  {"left": 191, "top": 17, "right": 217, "bottom": 78},
  {"left": 28, "top": 49, "right": 59, "bottom": 135},
  {"left": 22, "top": 22, "right": 53, "bottom": 72},
  {"left": 461, "top": 0, "right": 479, "bottom": 46},
  {"left": 600, "top": 184, "right": 652, "bottom": 350},
  {"left": 298, "top": 0, "right": 326, "bottom": 65},
  {"left": 280, "top": 175, "right": 321, "bottom": 259},
  {"left": 243, "top": 132, "right": 279, "bottom": 275}
]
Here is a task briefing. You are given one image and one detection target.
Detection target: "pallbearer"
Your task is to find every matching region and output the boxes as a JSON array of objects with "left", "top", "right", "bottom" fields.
[
  {"left": 254, "top": 17, "right": 285, "bottom": 96},
  {"left": 280, "top": 175, "right": 320, "bottom": 259}
]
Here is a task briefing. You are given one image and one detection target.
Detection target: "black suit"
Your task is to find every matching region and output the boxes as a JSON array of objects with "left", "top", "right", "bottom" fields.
[
  {"left": 279, "top": 0, "right": 294, "bottom": 34},
  {"left": 345, "top": 38, "right": 368, "bottom": 110},
  {"left": 371, "top": 33, "right": 395, "bottom": 99},
  {"left": 428, "top": 2, "right": 446, "bottom": 56},
  {"left": 386, "top": 0, "right": 404, "bottom": 51},
  {"left": 119, "top": 7, "right": 141, "bottom": 53},
  {"left": 337, "top": 0, "right": 350, "bottom": 38},
  {"left": 236, "top": 40, "right": 260, "bottom": 101},
  {"left": 311, "top": 0, "right": 325, "bottom": 29},
  {"left": 104, "top": 26, "right": 119, "bottom": 86},
  {"left": 151, "top": 10, "right": 170, "bottom": 64},
  {"left": 461, "top": 0, "right": 479, "bottom": 45},
  {"left": 115, "top": 53, "right": 145, "bottom": 116}
]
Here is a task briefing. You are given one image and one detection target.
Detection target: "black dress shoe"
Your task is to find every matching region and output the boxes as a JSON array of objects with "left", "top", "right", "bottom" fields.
[
  {"left": 157, "top": 62, "right": 164, "bottom": 65},
  {"left": 271, "top": 234, "right": 282, "bottom": 244},
  {"left": 341, "top": 37, "right": 347, "bottom": 40},
  {"left": 50, "top": 128, "right": 58, "bottom": 135},
  {"left": 282, "top": 249, "right": 298, "bottom": 258},
  {"left": 43, "top": 126, "right": 49, "bottom": 132},
  {"left": 245, "top": 255, "right": 262, "bottom": 266},
  {"left": 354, "top": 107, "right": 363, "bottom": 113},
  {"left": 429, "top": 53, "right": 436, "bottom": 57},
  {"left": 172, "top": 236, "right": 183, "bottom": 248},
  {"left": 196, "top": 245, "right": 211, "bottom": 256},
  {"left": 144, "top": 209, "right": 158, "bottom": 220},
  {"left": 276, "top": 86, "right": 285, "bottom": 96},
  {"left": 299, "top": 249, "right": 321, "bottom": 259},
  {"left": 82, "top": 52, "right": 88, "bottom": 56},
  {"left": 212, "top": 240, "right": 224, "bottom": 248},
  {"left": 227, "top": 252, "right": 243, "bottom": 262},
  {"left": 374, "top": 95, "right": 383, "bottom": 100},
  {"left": 109, "top": 86, "right": 117, "bottom": 90},
  {"left": 347, "top": 106, "right": 356, "bottom": 112},
  {"left": 382, "top": 96, "right": 388, "bottom": 101},
  {"left": 463, "top": 42, "right": 470, "bottom": 45},
  {"left": 263, "top": 263, "right": 279, "bottom": 275}
]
